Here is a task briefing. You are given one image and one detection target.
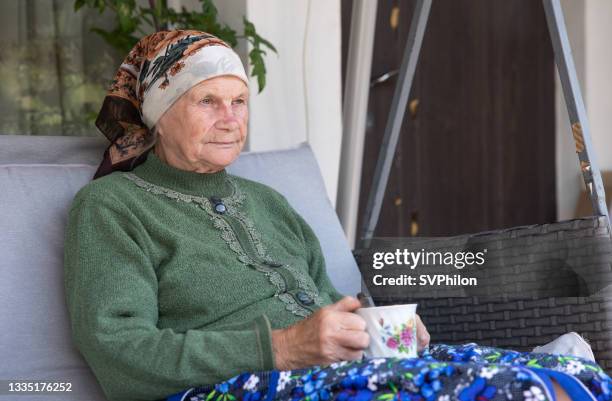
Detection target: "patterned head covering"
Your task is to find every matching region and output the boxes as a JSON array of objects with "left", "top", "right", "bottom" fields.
[{"left": 93, "top": 30, "right": 248, "bottom": 179}]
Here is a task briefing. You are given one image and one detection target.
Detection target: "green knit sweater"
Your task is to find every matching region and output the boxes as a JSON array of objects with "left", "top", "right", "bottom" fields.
[{"left": 63, "top": 153, "right": 345, "bottom": 401}]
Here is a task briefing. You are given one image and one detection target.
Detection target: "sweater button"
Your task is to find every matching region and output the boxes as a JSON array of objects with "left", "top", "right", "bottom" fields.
[
  {"left": 296, "top": 291, "right": 314, "bottom": 305},
  {"left": 210, "top": 196, "right": 226, "bottom": 214}
]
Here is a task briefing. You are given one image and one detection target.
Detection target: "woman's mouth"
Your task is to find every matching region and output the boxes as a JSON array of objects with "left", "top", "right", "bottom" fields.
[{"left": 209, "top": 141, "right": 237, "bottom": 146}]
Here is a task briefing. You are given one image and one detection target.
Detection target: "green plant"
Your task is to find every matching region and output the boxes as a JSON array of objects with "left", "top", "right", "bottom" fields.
[{"left": 74, "top": 0, "right": 277, "bottom": 92}]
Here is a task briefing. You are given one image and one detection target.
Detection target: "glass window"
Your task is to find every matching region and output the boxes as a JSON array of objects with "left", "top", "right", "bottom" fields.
[{"left": 0, "top": 0, "right": 122, "bottom": 136}]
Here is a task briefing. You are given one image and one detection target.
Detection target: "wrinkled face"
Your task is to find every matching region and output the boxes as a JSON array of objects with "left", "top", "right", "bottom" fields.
[{"left": 154, "top": 75, "right": 249, "bottom": 173}]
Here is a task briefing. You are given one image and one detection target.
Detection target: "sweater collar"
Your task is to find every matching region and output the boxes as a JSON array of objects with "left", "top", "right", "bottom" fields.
[{"left": 132, "top": 152, "right": 233, "bottom": 198}]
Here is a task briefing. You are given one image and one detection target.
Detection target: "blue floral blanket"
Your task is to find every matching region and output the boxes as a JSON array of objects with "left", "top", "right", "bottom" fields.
[{"left": 166, "top": 343, "right": 612, "bottom": 401}]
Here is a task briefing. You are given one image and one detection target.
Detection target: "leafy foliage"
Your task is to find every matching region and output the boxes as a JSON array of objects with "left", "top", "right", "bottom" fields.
[{"left": 74, "top": 0, "right": 277, "bottom": 92}]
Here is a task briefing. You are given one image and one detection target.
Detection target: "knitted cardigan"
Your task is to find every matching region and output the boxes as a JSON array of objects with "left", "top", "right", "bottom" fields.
[{"left": 63, "top": 152, "right": 344, "bottom": 401}]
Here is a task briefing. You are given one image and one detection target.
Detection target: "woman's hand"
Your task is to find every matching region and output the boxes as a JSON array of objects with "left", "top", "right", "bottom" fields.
[
  {"left": 416, "top": 314, "right": 430, "bottom": 352},
  {"left": 271, "top": 296, "right": 369, "bottom": 370},
  {"left": 271, "top": 297, "right": 432, "bottom": 371}
]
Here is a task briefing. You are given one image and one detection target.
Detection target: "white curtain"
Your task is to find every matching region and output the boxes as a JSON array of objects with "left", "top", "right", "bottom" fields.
[{"left": 0, "top": 0, "right": 121, "bottom": 136}]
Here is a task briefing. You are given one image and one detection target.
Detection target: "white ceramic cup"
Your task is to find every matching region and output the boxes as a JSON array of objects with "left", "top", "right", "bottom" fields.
[{"left": 355, "top": 304, "right": 418, "bottom": 358}]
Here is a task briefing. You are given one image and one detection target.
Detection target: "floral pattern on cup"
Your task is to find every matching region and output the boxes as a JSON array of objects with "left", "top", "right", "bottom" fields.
[{"left": 378, "top": 317, "right": 416, "bottom": 354}]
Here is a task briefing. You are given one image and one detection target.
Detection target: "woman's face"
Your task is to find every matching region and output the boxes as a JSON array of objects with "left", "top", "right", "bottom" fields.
[{"left": 154, "top": 75, "right": 249, "bottom": 173}]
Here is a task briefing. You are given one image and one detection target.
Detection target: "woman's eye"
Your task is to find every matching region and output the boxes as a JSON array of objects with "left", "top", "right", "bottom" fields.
[
  {"left": 232, "top": 98, "right": 245, "bottom": 105},
  {"left": 201, "top": 98, "right": 213, "bottom": 105}
]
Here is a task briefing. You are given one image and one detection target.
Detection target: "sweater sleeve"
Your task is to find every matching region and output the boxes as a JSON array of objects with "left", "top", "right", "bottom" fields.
[
  {"left": 63, "top": 191, "right": 275, "bottom": 401},
  {"left": 289, "top": 208, "right": 346, "bottom": 304}
]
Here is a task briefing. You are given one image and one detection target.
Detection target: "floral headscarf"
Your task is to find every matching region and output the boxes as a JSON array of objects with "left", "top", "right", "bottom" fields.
[{"left": 93, "top": 30, "right": 248, "bottom": 179}]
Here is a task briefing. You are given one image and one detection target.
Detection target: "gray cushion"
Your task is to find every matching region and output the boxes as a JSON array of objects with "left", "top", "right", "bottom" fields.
[{"left": 0, "top": 135, "right": 360, "bottom": 401}]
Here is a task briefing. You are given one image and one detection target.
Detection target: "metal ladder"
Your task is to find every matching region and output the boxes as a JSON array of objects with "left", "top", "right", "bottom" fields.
[{"left": 357, "top": 0, "right": 611, "bottom": 304}]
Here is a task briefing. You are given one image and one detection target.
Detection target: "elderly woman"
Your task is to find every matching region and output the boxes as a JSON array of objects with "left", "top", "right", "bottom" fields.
[{"left": 64, "top": 31, "right": 609, "bottom": 401}]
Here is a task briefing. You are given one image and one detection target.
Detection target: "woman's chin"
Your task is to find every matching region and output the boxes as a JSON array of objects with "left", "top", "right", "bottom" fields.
[
  {"left": 192, "top": 142, "right": 243, "bottom": 170},
  {"left": 202, "top": 153, "right": 239, "bottom": 170}
]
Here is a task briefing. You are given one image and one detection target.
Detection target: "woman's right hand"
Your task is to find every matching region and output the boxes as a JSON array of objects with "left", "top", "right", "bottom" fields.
[{"left": 271, "top": 296, "right": 369, "bottom": 370}]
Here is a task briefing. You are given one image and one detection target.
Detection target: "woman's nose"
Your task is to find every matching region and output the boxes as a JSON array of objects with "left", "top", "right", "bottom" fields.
[
  {"left": 215, "top": 104, "right": 240, "bottom": 130},
  {"left": 214, "top": 103, "right": 238, "bottom": 124}
]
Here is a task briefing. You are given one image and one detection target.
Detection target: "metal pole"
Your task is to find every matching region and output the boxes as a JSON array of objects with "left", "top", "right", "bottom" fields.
[
  {"left": 543, "top": 0, "right": 611, "bottom": 227},
  {"left": 337, "top": 0, "right": 379, "bottom": 249},
  {"left": 357, "top": 0, "right": 432, "bottom": 304},
  {"left": 359, "top": 0, "right": 432, "bottom": 245}
]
